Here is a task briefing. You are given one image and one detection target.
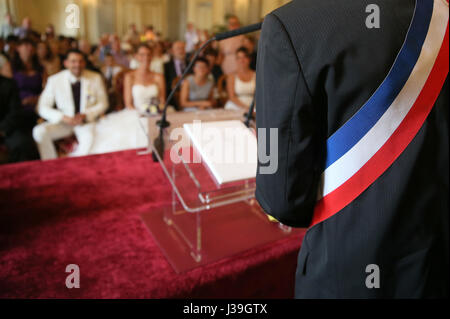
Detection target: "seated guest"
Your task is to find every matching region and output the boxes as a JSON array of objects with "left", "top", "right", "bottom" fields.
[
  {"left": 97, "top": 33, "right": 111, "bottom": 62},
  {"left": 124, "top": 24, "right": 141, "bottom": 50},
  {"left": 164, "top": 41, "right": 189, "bottom": 109},
  {"left": 0, "top": 53, "right": 11, "bottom": 78},
  {"left": 155, "top": 32, "right": 162, "bottom": 42},
  {"left": 144, "top": 25, "right": 157, "bottom": 42},
  {"left": 0, "top": 50, "right": 12, "bottom": 78},
  {"left": 1, "top": 36, "right": 6, "bottom": 51},
  {"left": 243, "top": 35, "right": 257, "bottom": 71},
  {"left": 150, "top": 41, "right": 169, "bottom": 74},
  {"left": 0, "top": 75, "right": 39, "bottom": 163},
  {"left": 101, "top": 53, "right": 123, "bottom": 89},
  {"left": 204, "top": 48, "right": 223, "bottom": 84},
  {"left": 33, "top": 49, "right": 108, "bottom": 160},
  {"left": 124, "top": 44, "right": 166, "bottom": 113},
  {"left": 4, "top": 35, "right": 19, "bottom": 61},
  {"left": 179, "top": 58, "right": 215, "bottom": 112},
  {"left": 68, "top": 37, "right": 78, "bottom": 50},
  {"left": 102, "top": 53, "right": 124, "bottom": 113},
  {"left": 1, "top": 14, "right": 16, "bottom": 39},
  {"left": 185, "top": 23, "right": 199, "bottom": 54},
  {"left": 108, "top": 35, "right": 129, "bottom": 68},
  {"left": 78, "top": 39, "right": 101, "bottom": 73},
  {"left": 48, "top": 39, "right": 61, "bottom": 63},
  {"left": 14, "top": 17, "right": 40, "bottom": 41},
  {"left": 78, "top": 39, "right": 91, "bottom": 57},
  {"left": 57, "top": 36, "right": 71, "bottom": 61},
  {"left": 219, "top": 15, "right": 245, "bottom": 75},
  {"left": 43, "top": 24, "right": 56, "bottom": 42},
  {"left": 37, "top": 41, "right": 61, "bottom": 76},
  {"left": 224, "top": 47, "right": 256, "bottom": 111},
  {"left": 129, "top": 41, "right": 168, "bottom": 75},
  {"left": 199, "top": 29, "right": 210, "bottom": 44},
  {"left": 11, "top": 38, "right": 45, "bottom": 131}
]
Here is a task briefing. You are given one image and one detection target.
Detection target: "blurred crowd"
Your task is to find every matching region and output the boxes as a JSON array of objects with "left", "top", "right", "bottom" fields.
[{"left": 0, "top": 14, "right": 259, "bottom": 164}]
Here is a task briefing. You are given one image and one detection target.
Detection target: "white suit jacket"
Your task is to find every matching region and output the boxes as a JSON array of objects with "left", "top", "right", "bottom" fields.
[{"left": 37, "top": 69, "right": 108, "bottom": 124}]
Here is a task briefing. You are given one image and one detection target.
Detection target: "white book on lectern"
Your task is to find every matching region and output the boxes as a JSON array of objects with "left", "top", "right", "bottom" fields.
[{"left": 183, "top": 120, "right": 258, "bottom": 185}]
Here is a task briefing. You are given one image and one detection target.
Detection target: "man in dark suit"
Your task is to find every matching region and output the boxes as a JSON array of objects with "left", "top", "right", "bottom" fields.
[
  {"left": 255, "top": 0, "right": 448, "bottom": 298},
  {"left": 0, "top": 75, "right": 39, "bottom": 163},
  {"left": 164, "top": 41, "right": 190, "bottom": 110}
]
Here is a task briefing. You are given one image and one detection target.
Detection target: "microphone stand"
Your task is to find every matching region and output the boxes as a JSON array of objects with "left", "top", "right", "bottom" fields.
[
  {"left": 152, "top": 39, "right": 214, "bottom": 161},
  {"left": 153, "top": 22, "right": 263, "bottom": 162},
  {"left": 157, "top": 38, "right": 215, "bottom": 130},
  {"left": 244, "top": 96, "right": 256, "bottom": 128}
]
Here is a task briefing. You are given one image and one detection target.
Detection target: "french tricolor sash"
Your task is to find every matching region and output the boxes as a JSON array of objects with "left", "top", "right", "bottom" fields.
[{"left": 311, "top": 0, "right": 449, "bottom": 227}]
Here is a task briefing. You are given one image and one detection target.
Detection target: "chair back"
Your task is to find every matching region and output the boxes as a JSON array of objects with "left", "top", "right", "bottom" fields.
[{"left": 216, "top": 74, "right": 228, "bottom": 108}]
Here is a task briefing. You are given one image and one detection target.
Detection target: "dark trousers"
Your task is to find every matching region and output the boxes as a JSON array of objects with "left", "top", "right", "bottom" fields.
[{"left": 2, "top": 130, "right": 39, "bottom": 163}]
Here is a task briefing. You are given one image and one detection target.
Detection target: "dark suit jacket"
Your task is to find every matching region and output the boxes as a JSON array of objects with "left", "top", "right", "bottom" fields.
[
  {"left": 164, "top": 57, "right": 191, "bottom": 110},
  {"left": 255, "top": 0, "right": 448, "bottom": 298},
  {"left": 0, "top": 75, "right": 21, "bottom": 136},
  {"left": 0, "top": 75, "right": 38, "bottom": 162}
]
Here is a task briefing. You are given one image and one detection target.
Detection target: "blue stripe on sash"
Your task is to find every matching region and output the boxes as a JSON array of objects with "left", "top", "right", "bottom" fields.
[{"left": 325, "top": 0, "right": 433, "bottom": 169}]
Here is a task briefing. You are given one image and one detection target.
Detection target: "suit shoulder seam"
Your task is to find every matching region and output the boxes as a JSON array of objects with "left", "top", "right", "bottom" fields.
[{"left": 270, "top": 13, "right": 314, "bottom": 101}]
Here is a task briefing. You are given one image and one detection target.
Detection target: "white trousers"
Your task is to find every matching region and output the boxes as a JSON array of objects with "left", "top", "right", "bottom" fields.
[{"left": 33, "top": 122, "right": 96, "bottom": 160}]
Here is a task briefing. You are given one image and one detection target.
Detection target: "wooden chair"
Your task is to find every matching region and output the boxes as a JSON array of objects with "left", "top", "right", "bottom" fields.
[
  {"left": 216, "top": 74, "right": 228, "bottom": 108},
  {"left": 171, "top": 76, "right": 182, "bottom": 108},
  {"left": 109, "top": 69, "right": 130, "bottom": 113},
  {"left": 55, "top": 135, "right": 78, "bottom": 158}
]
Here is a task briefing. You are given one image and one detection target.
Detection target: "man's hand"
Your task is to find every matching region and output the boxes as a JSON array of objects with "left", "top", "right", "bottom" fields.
[
  {"left": 74, "top": 114, "right": 87, "bottom": 125},
  {"left": 62, "top": 116, "right": 76, "bottom": 126},
  {"left": 63, "top": 114, "right": 86, "bottom": 126}
]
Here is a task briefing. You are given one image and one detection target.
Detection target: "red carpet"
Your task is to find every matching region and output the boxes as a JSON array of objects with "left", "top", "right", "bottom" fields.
[{"left": 0, "top": 150, "right": 305, "bottom": 298}]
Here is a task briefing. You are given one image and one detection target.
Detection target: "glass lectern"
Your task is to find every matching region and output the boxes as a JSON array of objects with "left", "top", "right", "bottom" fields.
[{"left": 138, "top": 109, "right": 296, "bottom": 273}]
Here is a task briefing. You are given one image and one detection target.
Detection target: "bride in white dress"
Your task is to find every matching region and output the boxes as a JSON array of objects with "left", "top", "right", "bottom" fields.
[
  {"left": 224, "top": 47, "right": 256, "bottom": 112},
  {"left": 124, "top": 44, "right": 166, "bottom": 113},
  {"left": 86, "top": 44, "right": 166, "bottom": 155}
]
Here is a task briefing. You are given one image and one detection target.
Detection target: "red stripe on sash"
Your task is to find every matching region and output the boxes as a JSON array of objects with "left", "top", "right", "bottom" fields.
[{"left": 311, "top": 24, "right": 449, "bottom": 228}]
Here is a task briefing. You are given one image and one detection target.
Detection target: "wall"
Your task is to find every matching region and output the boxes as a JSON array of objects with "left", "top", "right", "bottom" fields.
[
  {"left": 1, "top": 0, "right": 292, "bottom": 43},
  {"left": 115, "top": 0, "right": 168, "bottom": 39},
  {"left": 9, "top": 0, "right": 82, "bottom": 37},
  {"left": 81, "top": 0, "right": 100, "bottom": 43},
  {"left": 166, "top": 0, "right": 186, "bottom": 41},
  {"left": 186, "top": 0, "right": 291, "bottom": 31},
  {"left": 261, "top": 0, "right": 290, "bottom": 16}
]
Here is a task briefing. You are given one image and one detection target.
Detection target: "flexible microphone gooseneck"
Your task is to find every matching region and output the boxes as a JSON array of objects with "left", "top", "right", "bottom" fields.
[
  {"left": 214, "top": 22, "right": 263, "bottom": 41},
  {"left": 244, "top": 96, "right": 256, "bottom": 128},
  {"left": 153, "top": 22, "right": 263, "bottom": 161}
]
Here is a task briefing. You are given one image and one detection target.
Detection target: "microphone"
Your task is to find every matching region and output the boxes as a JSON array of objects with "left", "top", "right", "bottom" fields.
[
  {"left": 213, "top": 23, "right": 262, "bottom": 41},
  {"left": 153, "top": 22, "right": 263, "bottom": 162}
]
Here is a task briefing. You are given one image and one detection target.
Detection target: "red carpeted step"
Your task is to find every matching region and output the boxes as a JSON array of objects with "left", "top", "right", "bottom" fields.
[{"left": 0, "top": 150, "right": 304, "bottom": 298}]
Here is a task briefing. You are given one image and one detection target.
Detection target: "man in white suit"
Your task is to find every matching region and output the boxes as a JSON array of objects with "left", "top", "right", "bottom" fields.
[{"left": 33, "top": 49, "right": 108, "bottom": 160}]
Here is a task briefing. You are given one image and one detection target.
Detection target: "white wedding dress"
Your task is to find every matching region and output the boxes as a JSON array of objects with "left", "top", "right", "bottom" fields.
[
  {"left": 131, "top": 84, "right": 160, "bottom": 113},
  {"left": 72, "top": 84, "right": 159, "bottom": 156},
  {"left": 224, "top": 74, "right": 256, "bottom": 111}
]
